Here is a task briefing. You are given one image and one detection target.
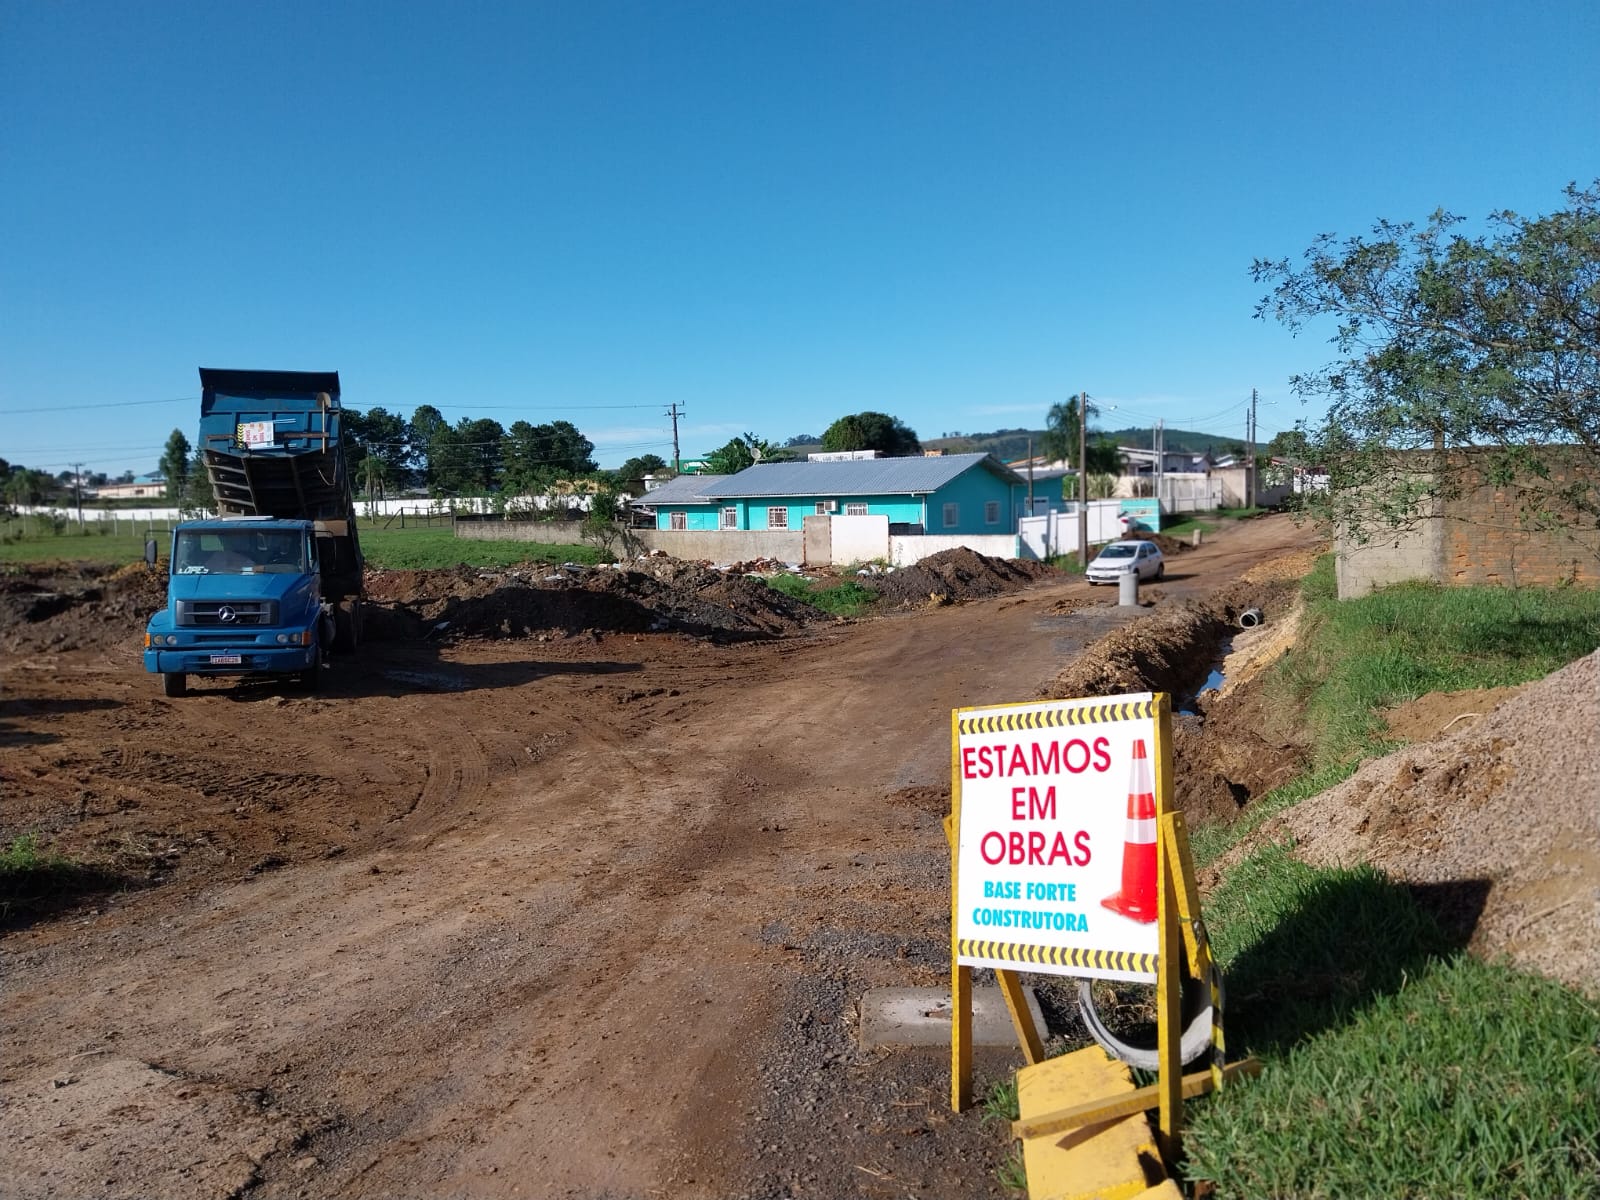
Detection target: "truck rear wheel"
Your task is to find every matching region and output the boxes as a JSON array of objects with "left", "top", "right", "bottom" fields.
[
  {"left": 334, "top": 599, "right": 363, "bottom": 652},
  {"left": 162, "top": 672, "right": 188, "bottom": 698}
]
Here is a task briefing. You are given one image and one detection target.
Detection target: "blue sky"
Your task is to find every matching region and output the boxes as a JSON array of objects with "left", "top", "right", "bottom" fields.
[{"left": 3, "top": 1, "right": 1596, "bottom": 474}]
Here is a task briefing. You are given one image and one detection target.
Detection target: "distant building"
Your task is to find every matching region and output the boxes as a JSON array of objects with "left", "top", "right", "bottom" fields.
[
  {"left": 635, "top": 452, "right": 1025, "bottom": 534},
  {"left": 94, "top": 472, "right": 166, "bottom": 499}
]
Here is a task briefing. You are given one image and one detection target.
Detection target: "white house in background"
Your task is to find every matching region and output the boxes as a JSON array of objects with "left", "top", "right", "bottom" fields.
[{"left": 93, "top": 473, "right": 167, "bottom": 499}]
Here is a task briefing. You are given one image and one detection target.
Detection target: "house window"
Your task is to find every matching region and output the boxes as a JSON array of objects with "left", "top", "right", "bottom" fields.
[
  {"left": 844, "top": 502, "right": 868, "bottom": 517},
  {"left": 669, "top": 511, "right": 688, "bottom": 531},
  {"left": 942, "top": 502, "right": 959, "bottom": 528},
  {"left": 984, "top": 500, "right": 1001, "bottom": 525},
  {"left": 720, "top": 507, "right": 738, "bottom": 529},
  {"left": 767, "top": 506, "right": 789, "bottom": 529},
  {"left": 815, "top": 502, "right": 829, "bottom": 515}
]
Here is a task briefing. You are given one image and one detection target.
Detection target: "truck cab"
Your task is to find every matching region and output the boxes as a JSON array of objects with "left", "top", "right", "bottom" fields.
[{"left": 144, "top": 517, "right": 335, "bottom": 696}]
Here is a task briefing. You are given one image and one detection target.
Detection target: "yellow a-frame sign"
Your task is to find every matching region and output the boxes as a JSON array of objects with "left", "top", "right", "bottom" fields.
[{"left": 947, "top": 691, "right": 1258, "bottom": 1165}]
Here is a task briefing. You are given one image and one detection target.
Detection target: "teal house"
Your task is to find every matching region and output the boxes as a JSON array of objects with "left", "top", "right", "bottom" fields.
[{"left": 641, "top": 453, "right": 1027, "bottom": 533}]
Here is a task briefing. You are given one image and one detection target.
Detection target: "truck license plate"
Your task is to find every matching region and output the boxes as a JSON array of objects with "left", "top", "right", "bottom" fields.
[{"left": 209, "top": 654, "right": 242, "bottom": 665}]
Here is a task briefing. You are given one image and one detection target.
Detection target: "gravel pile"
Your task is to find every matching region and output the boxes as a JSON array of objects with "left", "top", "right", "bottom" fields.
[{"left": 1241, "top": 648, "right": 1600, "bottom": 992}]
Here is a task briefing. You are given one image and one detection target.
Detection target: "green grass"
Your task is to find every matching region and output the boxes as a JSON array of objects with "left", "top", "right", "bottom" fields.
[
  {"left": 0, "top": 834, "right": 122, "bottom": 916},
  {"left": 1281, "top": 555, "right": 1600, "bottom": 769},
  {"left": 979, "top": 1076, "right": 1020, "bottom": 1125},
  {"left": 1160, "top": 516, "right": 1217, "bottom": 538},
  {"left": 1186, "top": 845, "right": 1600, "bottom": 1199},
  {"left": 0, "top": 518, "right": 602, "bottom": 571},
  {"left": 1175, "top": 560, "right": 1600, "bottom": 1195},
  {"left": 764, "top": 573, "right": 879, "bottom": 617}
]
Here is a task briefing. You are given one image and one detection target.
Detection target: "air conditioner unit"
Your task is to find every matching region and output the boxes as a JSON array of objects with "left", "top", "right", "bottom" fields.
[{"left": 824, "top": 500, "right": 839, "bottom": 513}]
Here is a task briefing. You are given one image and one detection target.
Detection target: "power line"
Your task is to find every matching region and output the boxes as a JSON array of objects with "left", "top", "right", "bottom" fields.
[{"left": 1, "top": 396, "right": 196, "bottom": 415}]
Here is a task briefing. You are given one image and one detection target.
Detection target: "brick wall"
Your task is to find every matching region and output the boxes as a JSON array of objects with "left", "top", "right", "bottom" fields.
[
  {"left": 1442, "top": 460, "right": 1600, "bottom": 588},
  {"left": 1335, "top": 449, "right": 1599, "bottom": 597}
]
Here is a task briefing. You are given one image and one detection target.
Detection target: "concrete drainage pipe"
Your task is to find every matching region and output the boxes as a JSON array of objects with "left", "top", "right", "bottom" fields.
[
  {"left": 1238, "top": 607, "right": 1265, "bottom": 629},
  {"left": 1076, "top": 965, "right": 1221, "bottom": 1070}
]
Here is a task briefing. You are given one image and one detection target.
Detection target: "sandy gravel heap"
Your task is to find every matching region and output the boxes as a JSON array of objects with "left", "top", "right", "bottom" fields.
[{"left": 1259, "top": 648, "right": 1600, "bottom": 992}]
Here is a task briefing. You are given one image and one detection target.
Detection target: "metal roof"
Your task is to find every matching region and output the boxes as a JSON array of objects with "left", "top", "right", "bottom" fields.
[
  {"left": 632, "top": 474, "right": 730, "bottom": 506},
  {"left": 698, "top": 453, "right": 1023, "bottom": 499}
]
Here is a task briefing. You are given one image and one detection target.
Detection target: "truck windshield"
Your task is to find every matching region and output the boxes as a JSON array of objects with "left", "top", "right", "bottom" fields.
[{"left": 174, "top": 529, "right": 307, "bottom": 575}]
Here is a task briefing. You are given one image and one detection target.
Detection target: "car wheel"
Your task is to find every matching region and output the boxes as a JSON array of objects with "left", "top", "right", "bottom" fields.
[{"left": 1155, "top": 563, "right": 1165, "bottom": 581}]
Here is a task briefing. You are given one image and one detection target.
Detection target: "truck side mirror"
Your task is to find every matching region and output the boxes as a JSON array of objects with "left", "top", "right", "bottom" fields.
[{"left": 144, "top": 538, "right": 158, "bottom": 567}]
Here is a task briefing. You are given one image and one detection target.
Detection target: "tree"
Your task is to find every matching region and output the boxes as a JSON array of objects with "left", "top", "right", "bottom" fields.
[
  {"left": 821, "top": 412, "right": 922, "bottom": 456},
  {"left": 580, "top": 480, "right": 639, "bottom": 559},
  {"left": 182, "top": 448, "right": 214, "bottom": 515},
  {"left": 1253, "top": 181, "right": 1600, "bottom": 546},
  {"left": 612, "top": 454, "right": 670, "bottom": 495},
  {"left": 159, "top": 429, "right": 191, "bottom": 500},
  {"left": 346, "top": 406, "right": 411, "bottom": 485},
  {"left": 1041, "top": 398, "right": 1119, "bottom": 474},
  {"left": 408, "top": 405, "right": 449, "bottom": 488},
  {"left": 502, "top": 420, "right": 597, "bottom": 493},
  {"left": 703, "top": 432, "right": 792, "bottom": 475}
]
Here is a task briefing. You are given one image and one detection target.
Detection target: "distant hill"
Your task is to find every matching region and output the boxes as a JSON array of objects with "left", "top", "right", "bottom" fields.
[{"left": 781, "top": 426, "right": 1250, "bottom": 463}]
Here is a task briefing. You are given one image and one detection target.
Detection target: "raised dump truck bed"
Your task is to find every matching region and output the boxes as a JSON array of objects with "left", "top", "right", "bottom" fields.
[{"left": 196, "top": 368, "right": 363, "bottom": 603}]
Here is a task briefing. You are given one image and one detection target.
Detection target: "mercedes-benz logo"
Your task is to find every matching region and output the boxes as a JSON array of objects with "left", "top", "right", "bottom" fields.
[{"left": 217, "top": 606, "right": 238, "bottom": 623}]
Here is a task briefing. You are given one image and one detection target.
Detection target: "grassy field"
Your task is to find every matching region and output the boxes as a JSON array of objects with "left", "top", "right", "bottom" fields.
[
  {"left": 1179, "top": 557, "right": 1600, "bottom": 1197},
  {"left": 0, "top": 518, "right": 600, "bottom": 571}
]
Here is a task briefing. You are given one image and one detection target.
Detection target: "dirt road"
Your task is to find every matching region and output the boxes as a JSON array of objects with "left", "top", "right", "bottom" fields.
[{"left": 1, "top": 516, "right": 1317, "bottom": 1199}]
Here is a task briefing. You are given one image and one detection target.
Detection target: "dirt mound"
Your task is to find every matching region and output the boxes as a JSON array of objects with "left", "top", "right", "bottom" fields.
[
  {"left": 1241, "top": 649, "right": 1600, "bottom": 991},
  {"left": 1042, "top": 600, "right": 1230, "bottom": 700},
  {"left": 864, "top": 548, "right": 1056, "bottom": 607},
  {"left": 369, "top": 559, "right": 827, "bottom": 642},
  {"left": 1136, "top": 533, "right": 1194, "bottom": 557},
  {"left": 1381, "top": 685, "right": 1528, "bottom": 743},
  {"left": 0, "top": 564, "right": 168, "bottom": 655}
]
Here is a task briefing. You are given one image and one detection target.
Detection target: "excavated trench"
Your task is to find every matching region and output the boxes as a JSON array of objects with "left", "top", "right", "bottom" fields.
[{"left": 1039, "top": 578, "right": 1310, "bottom": 829}]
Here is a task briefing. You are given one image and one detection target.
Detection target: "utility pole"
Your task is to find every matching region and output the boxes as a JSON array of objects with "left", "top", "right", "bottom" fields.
[
  {"left": 1026, "top": 436, "right": 1034, "bottom": 515},
  {"left": 1154, "top": 419, "right": 1164, "bottom": 515},
  {"left": 666, "top": 403, "right": 683, "bottom": 473},
  {"left": 72, "top": 461, "right": 83, "bottom": 527},
  {"left": 1077, "top": 391, "right": 1089, "bottom": 567},
  {"left": 1246, "top": 388, "right": 1257, "bottom": 509}
]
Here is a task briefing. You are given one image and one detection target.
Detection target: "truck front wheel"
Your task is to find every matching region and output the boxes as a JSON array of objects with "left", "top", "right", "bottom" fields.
[
  {"left": 296, "top": 655, "right": 322, "bottom": 692},
  {"left": 162, "top": 672, "right": 188, "bottom": 698}
]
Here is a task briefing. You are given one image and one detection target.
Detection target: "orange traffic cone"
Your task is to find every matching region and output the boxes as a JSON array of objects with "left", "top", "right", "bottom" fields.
[{"left": 1100, "top": 738, "right": 1158, "bottom": 924}]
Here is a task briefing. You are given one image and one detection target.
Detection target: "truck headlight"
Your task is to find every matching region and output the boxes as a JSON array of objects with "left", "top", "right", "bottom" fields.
[{"left": 276, "top": 633, "right": 290, "bottom": 644}]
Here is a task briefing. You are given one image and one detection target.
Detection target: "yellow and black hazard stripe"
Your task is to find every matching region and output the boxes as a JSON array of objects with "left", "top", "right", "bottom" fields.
[
  {"left": 956, "top": 938, "right": 1156, "bottom": 976},
  {"left": 957, "top": 699, "right": 1155, "bottom": 735}
]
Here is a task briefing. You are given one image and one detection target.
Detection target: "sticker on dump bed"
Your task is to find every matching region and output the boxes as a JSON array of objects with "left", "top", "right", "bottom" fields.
[
  {"left": 236, "top": 421, "right": 274, "bottom": 448},
  {"left": 952, "top": 693, "right": 1166, "bottom": 983}
]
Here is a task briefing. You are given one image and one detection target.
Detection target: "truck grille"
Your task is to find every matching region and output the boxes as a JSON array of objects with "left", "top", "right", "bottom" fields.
[{"left": 176, "top": 599, "right": 279, "bottom": 627}]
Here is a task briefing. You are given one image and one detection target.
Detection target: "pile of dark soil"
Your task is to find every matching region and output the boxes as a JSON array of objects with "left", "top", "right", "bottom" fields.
[
  {"left": 368, "top": 559, "right": 828, "bottom": 642},
  {"left": 1, "top": 564, "right": 167, "bottom": 655},
  {"left": 865, "top": 548, "right": 1057, "bottom": 607}
]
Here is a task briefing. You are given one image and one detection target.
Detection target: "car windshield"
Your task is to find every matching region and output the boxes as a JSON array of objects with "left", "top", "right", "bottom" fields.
[
  {"left": 174, "top": 529, "right": 306, "bottom": 575},
  {"left": 1097, "top": 545, "right": 1137, "bottom": 559}
]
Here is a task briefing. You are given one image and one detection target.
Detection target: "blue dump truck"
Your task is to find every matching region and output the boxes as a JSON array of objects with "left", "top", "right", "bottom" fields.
[{"left": 143, "top": 368, "right": 364, "bottom": 697}]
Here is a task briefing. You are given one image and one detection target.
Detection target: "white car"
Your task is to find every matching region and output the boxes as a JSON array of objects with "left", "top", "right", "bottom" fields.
[{"left": 1085, "top": 540, "right": 1165, "bottom": 584}]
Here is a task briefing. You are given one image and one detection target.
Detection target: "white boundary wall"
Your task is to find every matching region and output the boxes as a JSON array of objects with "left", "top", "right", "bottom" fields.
[
  {"left": 1017, "top": 501, "right": 1123, "bottom": 559},
  {"left": 890, "top": 533, "right": 1019, "bottom": 566},
  {"left": 829, "top": 515, "right": 891, "bottom": 563}
]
